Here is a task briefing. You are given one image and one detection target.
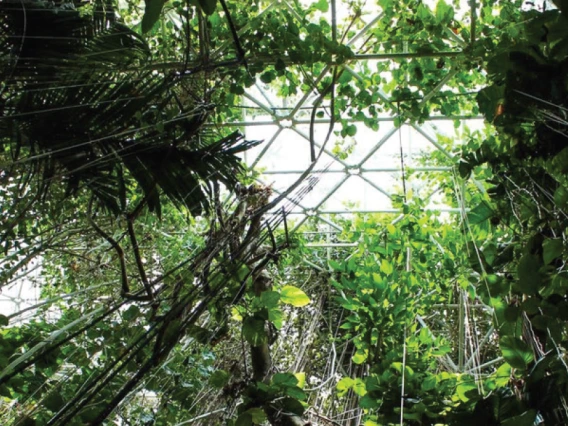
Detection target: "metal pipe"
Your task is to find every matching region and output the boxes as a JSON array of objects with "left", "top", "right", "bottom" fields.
[
  {"left": 464, "top": 357, "right": 503, "bottom": 374},
  {"left": 261, "top": 166, "right": 452, "bottom": 174},
  {"left": 203, "top": 116, "right": 483, "bottom": 127},
  {"left": 285, "top": 207, "right": 468, "bottom": 214}
]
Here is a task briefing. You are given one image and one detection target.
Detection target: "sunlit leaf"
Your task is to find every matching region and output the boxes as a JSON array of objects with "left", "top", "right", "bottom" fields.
[{"left": 280, "top": 286, "right": 310, "bottom": 307}]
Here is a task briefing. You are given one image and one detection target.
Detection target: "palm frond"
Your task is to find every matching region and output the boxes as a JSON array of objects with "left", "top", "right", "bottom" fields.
[{"left": 0, "top": 0, "right": 259, "bottom": 216}]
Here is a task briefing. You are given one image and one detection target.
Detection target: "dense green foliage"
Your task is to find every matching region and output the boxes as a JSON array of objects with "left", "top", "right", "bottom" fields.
[{"left": 2, "top": 0, "right": 568, "bottom": 425}]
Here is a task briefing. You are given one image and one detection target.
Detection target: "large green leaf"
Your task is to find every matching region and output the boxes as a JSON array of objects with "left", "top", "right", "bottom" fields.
[
  {"left": 542, "top": 238, "right": 563, "bottom": 265},
  {"left": 242, "top": 316, "right": 267, "bottom": 346},
  {"left": 467, "top": 201, "right": 494, "bottom": 224},
  {"left": 499, "top": 336, "right": 534, "bottom": 369},
  {"left": 280, "top": 286, "right": 310, "bottom": 307},
  {"left": 141, "top": 0, "right": 165, "bottom": 33}
]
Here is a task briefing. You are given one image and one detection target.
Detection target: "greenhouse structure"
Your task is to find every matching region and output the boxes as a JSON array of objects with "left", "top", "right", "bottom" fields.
[{"left": 1, "top": 0, "right": 568, "bottom": 425}]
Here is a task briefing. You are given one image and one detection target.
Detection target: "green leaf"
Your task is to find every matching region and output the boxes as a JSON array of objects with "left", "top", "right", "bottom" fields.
[
  {"left": 122, "top": 305, "right": 140, "bottom": 321},
  {"left": 543, "top": 238, "right": 563, "bottom": 265},
  {"left": 209, "top": 370, "right": 230, "bottom": 388},
  {"left": 456, "top": 376, "right": 478, "bottom": 402},
  {"left": 245, "top": 408, "right": 267, "bottom": 425},
  {"left": 435, "top": 0, "right": 454, "bottom": 24},
  {"left": 476, "top": 85, "right": 505, "bottom": 122},
  {"left": 235, "top": 412, "right": 253, "bottom": 426},
  {"left": 294, "top": 372, "right": 306, "bottom": 389},
  {"left": 516, "top": 254, "right": 542, "bottom": 294},
  {"left": 494, "top": 363, "right": 511, "bottom": 387},
  {"left": 242, "top": 316, "right": 267, "bottom": 346},
  {"left": 380, "top": 259, "right": 393, "bottom": 275},
  {"left": 272, "top": 372, "right": 298, "bottom": 387},
  {"left": 141, "top": 0, "right": 165, "bottom": 33},
  {"left": 421, "top": 375, "right": 437, "bottom": 391},
  {"left": 467, "top": 201, "right": 494, "bottom": 224},
  {"left": 500, "top": 336, "right": 534, "bottom": 369},
  {"left": 43, "top": 392, "right": 65, "bottom": 411},
  {"left": 0, "top": 315, "right": 8, "bottom": 327},
  {"left": 352, "top": 348, "right": 368, "bottom": 364},
  {"left": 268, "top": 307, "right": 284, "bottom": 329},
  {"left": 352, "top": 378, "right": 366, "bottom": 396},
  {"left": 313, "top": 0, "right": 329, "bottom": 12},
  {"left": 328, "top": 259, "right": 343, "bottom": 271},
  {"left": 260, "top": 291, "right": 280, "bottom": 309},
  {"left": 280, "top": 286, "right": 310, "bottom": 307},
  {"left": 360, "top": 395, "right": 381, "bottom": 409},
  {"left": 336, "top": 377, "right": 354, "bottom": 396},
  {"left": 346, "top": 124, "right": 357, "bottom": 137},
  {"left": 260, "top": 71, "right": 275, "bottom": 84},
  {"left": 197, "top": 0, "right": 217, "bottom": 15},
  {"left": 280, "top": 397, "right": 305, "bottom": 415},
  {"left": 285, "top": 386, "right": 307, "bottom": 400}
]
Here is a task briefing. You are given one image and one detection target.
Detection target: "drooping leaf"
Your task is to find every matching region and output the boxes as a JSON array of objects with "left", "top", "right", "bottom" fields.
[{"left": 141, "top": 0, "right": 165, "bottom": 33}]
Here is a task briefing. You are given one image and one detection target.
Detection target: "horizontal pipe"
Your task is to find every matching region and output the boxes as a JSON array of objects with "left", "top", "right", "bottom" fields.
[
  {"left": 204, "top": 116, "right": 484, "bottom": 127},
  {"left": 262, "top": 167, "right": 452, "bottom": 174},
  {"left": 286, "top": 207, "right": 468, "bottom": 215}
]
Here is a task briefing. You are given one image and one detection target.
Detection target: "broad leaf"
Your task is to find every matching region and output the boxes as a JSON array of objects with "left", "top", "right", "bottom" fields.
[
  {"left": 272, "top": 373, "right": 298, "bottom": 387},
  {"left": 280, "top": 286, "right": 310, "bottom": 307},
  {"left": 336, "top": 377, "right": 354, "bottom": 396},
  {"left": 242, "top": 316, "right": 267, "bottom": 346},
  {"left": 141, "top": 0, "right": 165, "bottom": 33},
  {"left": 468, "top": 201, "right": 494, "bottom": 224},
  {"left": 542, "top": 238, "right": 563, "bottom": 265},
  {"left": 260, "top": 291, "right": 280, "bottom": 309},
  {"left": 500, "top": 336, "right": 534, "bottom": 369}
]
